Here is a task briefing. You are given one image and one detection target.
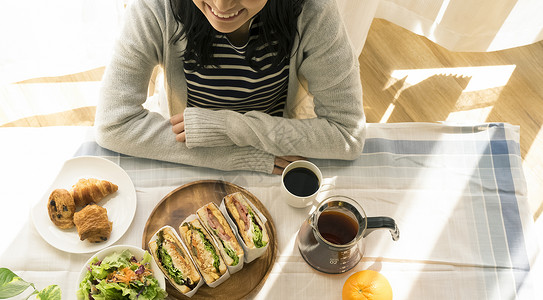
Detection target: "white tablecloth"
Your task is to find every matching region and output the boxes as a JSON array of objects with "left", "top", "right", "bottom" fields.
[{"left": 0, "top": 123, "right": 541, "bottom": 299}]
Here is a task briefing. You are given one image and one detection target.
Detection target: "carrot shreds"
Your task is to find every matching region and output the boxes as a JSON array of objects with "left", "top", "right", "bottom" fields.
[{"left": 106, "top": 265, "right": 153, "bottom": 285}]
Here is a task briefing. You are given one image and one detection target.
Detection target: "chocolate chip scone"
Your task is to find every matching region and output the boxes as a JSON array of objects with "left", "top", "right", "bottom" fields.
[
  {"left": 47, "top": 189, "right": 76, "bottom": 229},
  {"left": 73, "top": 204, "right": 113, "bottom": 243}
]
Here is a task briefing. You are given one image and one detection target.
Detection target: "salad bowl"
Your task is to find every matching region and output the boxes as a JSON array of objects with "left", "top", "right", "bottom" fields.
[{"left": 77, "top": 245, "right": 167, "bottom": 299}]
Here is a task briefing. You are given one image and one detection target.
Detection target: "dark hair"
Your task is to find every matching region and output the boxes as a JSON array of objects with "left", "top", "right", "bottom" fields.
[{"left": 169, "top": 0, "right": 306, "bottom": 70}]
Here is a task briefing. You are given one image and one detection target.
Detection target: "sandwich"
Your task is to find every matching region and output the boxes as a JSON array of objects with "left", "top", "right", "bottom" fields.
[
  {"left": 148, "top": 227, "right": 201, "bottom": 294},
  {"left": 179, "top": 218, "right": 228, "bottom": 284},
  {"left": 197, "top": 202, "right": 244, "bottom": 267},
  {"left": 224, "top": 192, "right": 269, "bottom": 249}
]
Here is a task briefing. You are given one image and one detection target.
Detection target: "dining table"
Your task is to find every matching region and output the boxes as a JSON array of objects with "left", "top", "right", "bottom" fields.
[{"left": 0, "top": 122, "right": 541, "bottom": 299}]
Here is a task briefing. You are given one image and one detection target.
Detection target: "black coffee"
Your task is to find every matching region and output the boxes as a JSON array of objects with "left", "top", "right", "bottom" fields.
[
  {"left": 283, "top": 167, "right": 320, "bottom": 197},
  {"left": 317, "top": 210, "right": 359, "bottom": 245}
]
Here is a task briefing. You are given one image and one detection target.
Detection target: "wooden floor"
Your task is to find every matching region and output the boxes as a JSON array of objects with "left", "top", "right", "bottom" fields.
[
  {"left": 2, "top": 18, "right": 542, "bottom": 219},
  {"left": 358, "top": 19, "right": 543, "bottom": 220}
]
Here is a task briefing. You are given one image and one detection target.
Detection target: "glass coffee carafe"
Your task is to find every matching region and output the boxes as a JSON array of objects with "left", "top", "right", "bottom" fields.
[{"left": 296, "top": 195, "right": 400, "bottom": 274}]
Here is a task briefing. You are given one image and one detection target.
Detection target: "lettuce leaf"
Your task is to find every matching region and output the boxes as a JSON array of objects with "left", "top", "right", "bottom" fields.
[
  {"left": 156, "top": 233, "right": 188, "bottom": 286},
  {"left": 210, "top": 229, "right": 239, "bottom": 266},
  {"left": 249, "top": 211, "right": 267, "bottom": 248},
  {"left": 223, "top": 244, "right": 239, "bottom": 266}
]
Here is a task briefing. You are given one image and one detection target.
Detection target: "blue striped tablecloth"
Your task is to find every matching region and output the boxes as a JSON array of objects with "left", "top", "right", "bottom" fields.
[{"left": 0, "top": 123, "right": 540, "bottom": 299}]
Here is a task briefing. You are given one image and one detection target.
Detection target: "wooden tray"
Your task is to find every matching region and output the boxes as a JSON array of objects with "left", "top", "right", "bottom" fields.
[{"left": 142, "top": 180, "right": 277, "bottom": 300}]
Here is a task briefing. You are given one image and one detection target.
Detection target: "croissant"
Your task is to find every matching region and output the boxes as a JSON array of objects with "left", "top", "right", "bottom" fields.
[
  {"left": 73, "top": 204, "right": 112, "bottom": 243},
  {"left": 70, "top": 178, "right": 118, "bottom": 207}
]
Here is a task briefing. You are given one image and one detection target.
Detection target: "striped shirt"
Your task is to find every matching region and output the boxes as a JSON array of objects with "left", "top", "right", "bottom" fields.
[{"left": 184, "top": 18, "right": 289, "bottom": 117}]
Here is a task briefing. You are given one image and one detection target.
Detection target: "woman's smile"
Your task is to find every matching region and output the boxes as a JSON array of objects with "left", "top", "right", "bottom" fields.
[
  {"left": 208, "top": 4, "right": 243, "bottom": 20},
  {"left": 193, "top": 0, "right": 268, "bottom": 34}
]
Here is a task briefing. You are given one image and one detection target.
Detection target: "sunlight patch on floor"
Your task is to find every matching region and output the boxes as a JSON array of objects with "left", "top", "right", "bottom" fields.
[
  {"left": 446, "top": 106, "right": 494, "bottom": 123},
  {"left": 388, "top": 65, "right": 516, "bottom": 91},
  {"left": 379, "top": 103, "right": 396, "bottom": 123},
  {"left": 380, "top": 65, "right": 516, "bottom": 123}
]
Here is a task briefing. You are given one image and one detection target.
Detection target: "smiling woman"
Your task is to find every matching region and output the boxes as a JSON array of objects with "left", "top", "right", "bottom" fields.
[{"left": 94, "top": 0, "right": 366, "bottom": 175}]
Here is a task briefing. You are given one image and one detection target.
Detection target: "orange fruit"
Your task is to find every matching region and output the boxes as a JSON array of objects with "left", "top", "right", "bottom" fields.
[{"left": 342, "top": 270, "right": 393, "bottom": 300}]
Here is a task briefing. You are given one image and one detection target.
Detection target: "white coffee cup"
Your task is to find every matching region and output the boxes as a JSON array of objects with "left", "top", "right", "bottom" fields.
[{"left": 281, "top": 160, "right": 323, "bottom": 208}]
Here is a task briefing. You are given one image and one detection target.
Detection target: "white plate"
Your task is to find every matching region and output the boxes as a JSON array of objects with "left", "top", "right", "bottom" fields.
[
  {"left": 77, "top": 245, "right": 166, "bottom": 296},
  {"left": 31, "top": 156, "right": 136, "bottom": 253}
]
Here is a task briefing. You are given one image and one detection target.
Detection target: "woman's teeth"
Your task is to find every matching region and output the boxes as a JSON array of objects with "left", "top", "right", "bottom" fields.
[{"left": 211, "top": 7, "right": 240, "bottom": 19}]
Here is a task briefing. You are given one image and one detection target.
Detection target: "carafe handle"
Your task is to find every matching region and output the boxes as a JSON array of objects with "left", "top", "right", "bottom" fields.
[{"left": 364, "top": 217, "right": 400, "bottom": 241}]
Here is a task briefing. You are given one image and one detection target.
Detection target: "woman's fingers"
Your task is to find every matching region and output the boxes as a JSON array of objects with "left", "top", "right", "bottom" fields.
[
  {"left": 273, "top": 157, "right": 291, "bottom": 172},
  {"left": 272, "top": 166, "right": 283, "bottom": 175},
  {"left": 175, "top": 131, "right": 186, "bottom": 142},
  {"left": 170, "top": 114, "right": 186, "bottom": 142},
  {"left": 272, "top": 156, "right": 306, "bottom": 175},
  {"left": 279, "top": 156, "right": 305, "bottom": 163},
  {"left": 170, "top": 113, "right": 183, "bottom": 125},
  {"left": 172, "top": 121, "right": 185, "bottom": 135}
]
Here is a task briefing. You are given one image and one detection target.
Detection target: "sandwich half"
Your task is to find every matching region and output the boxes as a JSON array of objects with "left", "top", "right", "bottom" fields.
[
  {"left": 224, "top": 192, "right": 269, "bottom": 249},
  {"left": 148, "top": 226, "right": 201, "bottom": 294},
  {"left": 179, "top": 218, "right": 228, "bottom": 284},
  {"left": 197, "top": 202, "right": 244, "bottom": 267}
]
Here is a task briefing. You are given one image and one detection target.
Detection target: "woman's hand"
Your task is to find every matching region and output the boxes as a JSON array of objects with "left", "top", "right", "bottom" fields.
[
  {"left": 273, "top": 156, "right": 306, "bottom": 175},
  {"left": 170, "top": 114, "right": 186, "bottom": 142}
]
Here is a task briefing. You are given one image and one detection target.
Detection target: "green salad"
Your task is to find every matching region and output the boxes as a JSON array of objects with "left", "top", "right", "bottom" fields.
[{"left": 77, "top": 249, "right": 168, "bottom": 300}]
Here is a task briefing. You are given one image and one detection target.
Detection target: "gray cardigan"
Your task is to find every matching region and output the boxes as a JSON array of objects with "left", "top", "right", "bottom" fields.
[{"left": 95, "top": 0, "right": 365, "bottom": 173}]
